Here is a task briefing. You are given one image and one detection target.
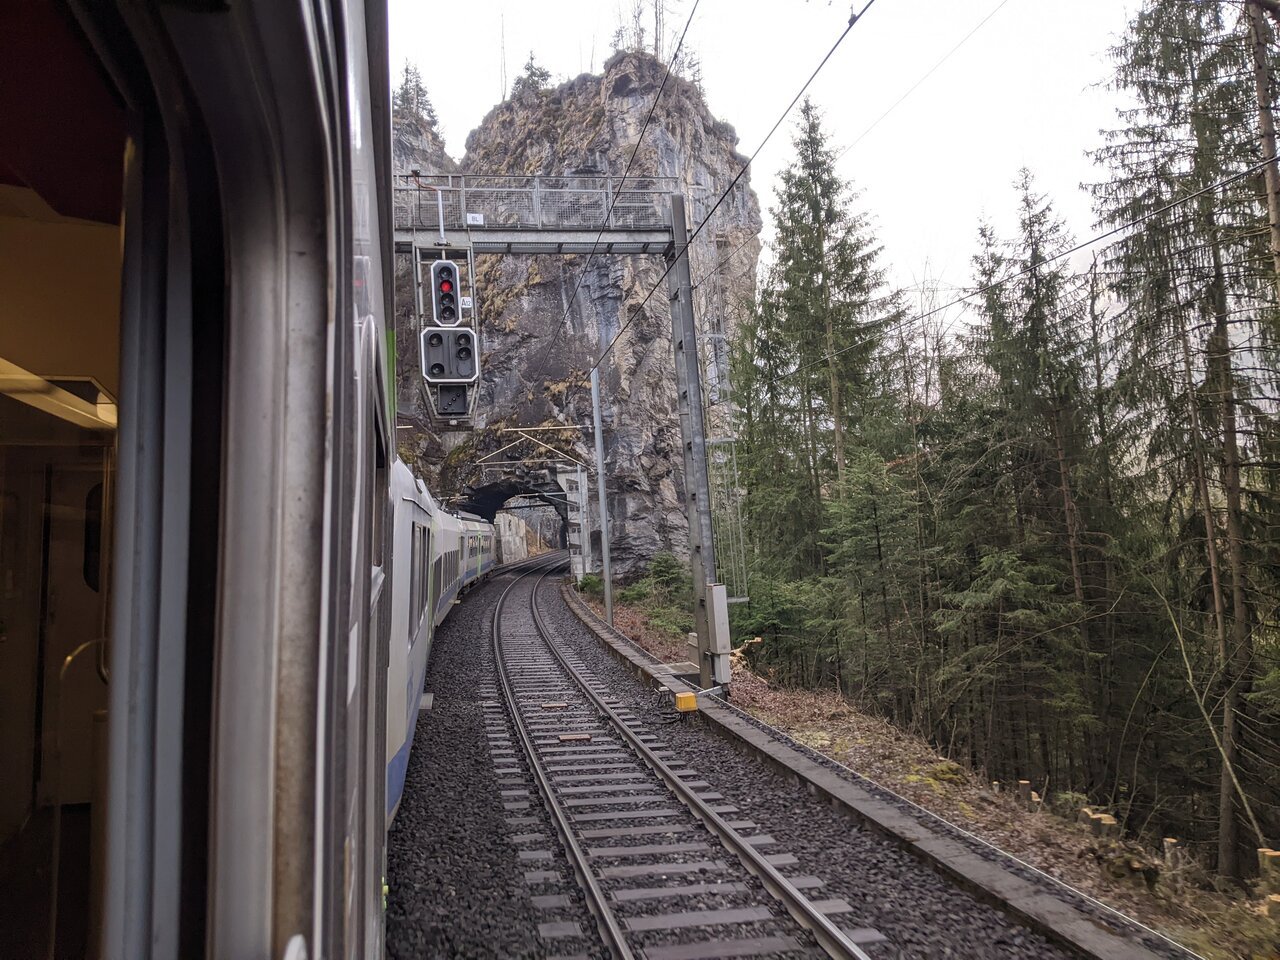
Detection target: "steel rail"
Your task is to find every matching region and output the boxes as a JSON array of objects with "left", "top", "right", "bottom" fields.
[
  {"left": 527, "top": 568, "right": 874, "bottom": 960},
  {"left": 492, "top": 558, "right": 636, "bottom": 960}
]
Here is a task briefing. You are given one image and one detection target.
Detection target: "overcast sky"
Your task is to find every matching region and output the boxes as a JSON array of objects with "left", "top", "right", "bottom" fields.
[{"left": 388, "top": 0, "right": 1139, "bottom": 304}]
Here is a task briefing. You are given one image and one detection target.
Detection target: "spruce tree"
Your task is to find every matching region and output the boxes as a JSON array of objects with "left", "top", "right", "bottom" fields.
[
  {"left": 394, "top": 61, "right": 438, "bottom": 128},
  {"left": 1090, "top": 0, "right": 1276, "bottom": 877}
]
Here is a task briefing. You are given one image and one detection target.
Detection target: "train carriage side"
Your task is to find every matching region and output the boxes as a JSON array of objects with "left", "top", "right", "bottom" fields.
[
  {"left": 385, "top": 461, "right": 435, "bottom": 819},
  {"left": 0, "top": 2, "right": 402, "bottom": 957},
  {"left": 431, "top": 508, "right": 465, "bottom": 628},
  {"left": 459, "top": 512, "right": 498, "bottom": 584}
]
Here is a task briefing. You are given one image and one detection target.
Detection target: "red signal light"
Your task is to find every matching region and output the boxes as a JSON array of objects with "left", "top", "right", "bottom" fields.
[{"left": 439, "top": 279, "right": 454, "bottom": 293}]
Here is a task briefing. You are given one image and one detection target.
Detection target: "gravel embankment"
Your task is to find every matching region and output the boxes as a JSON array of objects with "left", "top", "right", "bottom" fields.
[
  {"left": 386, "top": 571, "right": 597, "bottom": 959},
  {"left": 389, "top": 565, "right": 1097, "bottom": 960},
  {"left": 564, "top": 585, "right": 1199, "bottom": 960},
  {"left": 536, "top": 575, "right": 1078, "bottom": 960}
]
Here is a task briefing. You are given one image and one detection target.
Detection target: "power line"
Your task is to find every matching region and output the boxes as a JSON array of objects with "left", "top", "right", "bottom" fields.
[
  {"left": 682, "top": 0, "right": 991, "bottom": 317},
  {"left": 571, "top": 0, "right": 878, "bottom": 398},
  {"left": 691, "top": 232, "right": 759, "bottom": 290},
  {"left": 525, "top": 0, "right": 702, "bottom": 390},
  {"left": 834, "top": 0, "right": 1014, "bottom": 162},
  {"left": 771, "top": 155, "right": 1277, "bottom": 384}
]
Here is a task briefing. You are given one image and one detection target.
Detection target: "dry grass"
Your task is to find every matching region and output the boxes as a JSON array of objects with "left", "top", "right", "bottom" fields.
[{"left": 577, "top": 593, "right": 1280, "bottom": 960}]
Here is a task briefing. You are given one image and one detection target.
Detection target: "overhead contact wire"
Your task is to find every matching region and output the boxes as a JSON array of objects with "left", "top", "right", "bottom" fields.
[
  {"left": 681, "top": 0, "right": 1010, "bottom": 307},
  {"left": 772, "top": 154, "right": 1279, "bottom": 383},
  {"left": 572, "top": 0, "right": 879, "bottom": 395},
  {"left": 834, "top": 0, "right": 1013, "bottom": 161}
]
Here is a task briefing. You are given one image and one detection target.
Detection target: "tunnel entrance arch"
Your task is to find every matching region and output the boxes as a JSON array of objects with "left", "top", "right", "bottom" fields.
[{"left": 452, "top": 429, "right": 595, "bottom": 579}]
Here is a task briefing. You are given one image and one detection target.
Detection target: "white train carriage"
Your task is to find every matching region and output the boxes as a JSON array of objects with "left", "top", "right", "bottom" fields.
[
  {"left": 384, "top": 467, "right": 503, "bottom": 819},
  {"left": 385, "top": 461, "right": 435, "bottom": 819},
  {"left": 460, "top": 511, "right": 497, "bottom": 583}
]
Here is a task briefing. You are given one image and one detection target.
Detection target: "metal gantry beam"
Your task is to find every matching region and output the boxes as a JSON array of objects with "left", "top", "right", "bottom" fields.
[{"left": 393, "top": 232, "right": 673, "bottom": 256}]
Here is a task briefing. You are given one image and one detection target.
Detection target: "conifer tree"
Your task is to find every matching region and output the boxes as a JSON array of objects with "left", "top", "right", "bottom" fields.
[
  {"left": 1090, "top": 0, "right": 1275, "bottom": 877},
  {"left": 394, "top": 61, "right": 438, "bottom": 128},
  {"left": 725, "top": 2, "right": 1280, "bottom": 891},
  {"left": 766, "top": 99, "right": 897, "bottom": 488},
  {"left": 512, "top": 52, "right": 551, "bottom": 99}
]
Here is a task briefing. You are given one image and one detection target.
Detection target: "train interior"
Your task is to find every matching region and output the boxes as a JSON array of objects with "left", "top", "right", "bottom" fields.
[{"left": 0, "top": 4, "right": 125, "bottom": 956}]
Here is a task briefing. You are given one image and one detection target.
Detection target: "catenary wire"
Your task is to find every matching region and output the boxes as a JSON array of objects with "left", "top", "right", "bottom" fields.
[
  {"left": 834, "top": 0, "right": 1014, "bottom": 162},
  {"left": 685, "top": 0, "right": 1012, "bottom": 302},
  {"left": 769, "top": 154, "right": 1278, "bottom": 384},
  {"left": 566, "top": 0, "right": 879, "bottom": 408}
]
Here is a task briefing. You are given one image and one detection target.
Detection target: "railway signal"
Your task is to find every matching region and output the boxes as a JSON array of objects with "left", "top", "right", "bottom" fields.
[
  {"left": 430, "top": 259, "right": 461, "bottom": 325},
  {"left": 421, "top": 327, "right": 479, "bottom": 384},
  {"left": 436, "top": 384, "right": 469, "bottom": 417}
]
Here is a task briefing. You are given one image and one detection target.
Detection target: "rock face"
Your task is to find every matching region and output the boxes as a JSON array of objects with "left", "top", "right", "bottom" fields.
[
  {"left": 392, "top": 105, "right": 458, "bottom": 178},
  {"left": 394, "top": 52, "right": 761, "bottom": 575}
]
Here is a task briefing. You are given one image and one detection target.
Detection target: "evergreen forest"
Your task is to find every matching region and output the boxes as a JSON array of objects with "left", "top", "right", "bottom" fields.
[{"left": 729, "top": 0, "right": 1280, "bottom": 882}]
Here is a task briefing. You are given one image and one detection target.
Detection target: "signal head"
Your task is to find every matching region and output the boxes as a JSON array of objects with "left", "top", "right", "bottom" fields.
[
  {"left": 421, "top": 324, "right": 479, "bottom": 386},
  {"left": 430, "top": 259, "right": 462, "bottom": 325}
]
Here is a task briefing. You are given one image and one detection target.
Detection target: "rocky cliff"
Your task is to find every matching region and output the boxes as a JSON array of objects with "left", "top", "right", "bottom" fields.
[
  {"left": 392, "top": 102, "right": 458, "bottom": 177},
  {"left": 394, "top": 52, "right": 761, "bottom": 575}
]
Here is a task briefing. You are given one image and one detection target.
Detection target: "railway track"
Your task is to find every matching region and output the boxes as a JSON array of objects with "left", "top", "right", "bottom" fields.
[{"left": 489, "top": 557, "right": 880, "bottom": 960}]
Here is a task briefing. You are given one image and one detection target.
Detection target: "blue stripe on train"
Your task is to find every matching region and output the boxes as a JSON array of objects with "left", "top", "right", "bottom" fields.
[{"left": 387, "top": 733, "right": 412, "bottom": 816}]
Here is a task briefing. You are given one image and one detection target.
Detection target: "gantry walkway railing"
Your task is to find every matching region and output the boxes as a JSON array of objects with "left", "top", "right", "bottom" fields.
[{"left": 392, "top": 174, "right": 677, "bottom": 255}]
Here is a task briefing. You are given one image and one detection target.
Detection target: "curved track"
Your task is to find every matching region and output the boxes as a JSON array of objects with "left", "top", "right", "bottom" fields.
[{"left": 492, "top": 558, "right": 875, "bottom": 960}]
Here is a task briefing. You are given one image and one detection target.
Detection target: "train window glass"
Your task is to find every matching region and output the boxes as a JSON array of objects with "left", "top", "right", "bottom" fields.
[
  {"left": 421, "top": 528, "right": 431, "bottom": 622},
  {"left": 419, "top": 527, "right": 428, "bottom": 620},
  {"left": 371, "top": 440, "right": 387, "bottom": 570},
  {"left": 408, "top": 524, "right": 419, "bottom": 631},
  {"left": 0, "top": 5, "right": 125, "bottom": 951},
  {"left": 413, "top": 525, "right": 421, "bottom": 624}
]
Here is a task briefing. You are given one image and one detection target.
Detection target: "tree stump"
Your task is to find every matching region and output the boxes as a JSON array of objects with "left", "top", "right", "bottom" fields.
[{"left": 1259, "top": 848, "right": 1280, "bottom": 895}]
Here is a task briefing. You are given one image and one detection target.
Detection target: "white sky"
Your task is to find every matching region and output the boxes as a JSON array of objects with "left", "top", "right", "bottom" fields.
[{"left": 388, "top": 0, "right": 1139, "bottom": 298}]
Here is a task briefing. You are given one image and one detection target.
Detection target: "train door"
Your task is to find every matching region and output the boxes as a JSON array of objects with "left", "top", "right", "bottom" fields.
[{"left": 0, "top": 428, "right": 117, "bottom": 960}]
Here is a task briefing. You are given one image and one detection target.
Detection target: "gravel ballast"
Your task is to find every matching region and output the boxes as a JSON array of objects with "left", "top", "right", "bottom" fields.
[
  {"left": 555, "top": 584, "right": 1202, "bottom": 960},
  {"left": 536, "top": 575, "right": 1083, "bottom": 960},
  {"left": 386, "top": 569, "right": 597, "bottom": 959},
  {"left": 388, "top": 563, "right": 1119, "bottom": 959}
]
